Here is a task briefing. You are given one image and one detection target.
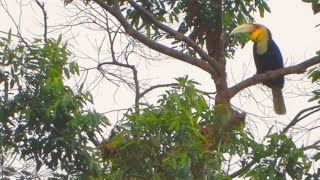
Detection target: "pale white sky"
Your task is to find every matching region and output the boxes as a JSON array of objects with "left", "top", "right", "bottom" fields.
[{"left": 0, "top": 0, "right": 320, "bottom": 141}]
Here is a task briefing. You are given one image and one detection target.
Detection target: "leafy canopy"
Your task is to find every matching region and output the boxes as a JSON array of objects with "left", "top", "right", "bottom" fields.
[
  {"left": 0, "top": 32, "right": 109, "bottom": 179},
  {"left": 101, "top": 77, "right": 312, "bottom": 179}
]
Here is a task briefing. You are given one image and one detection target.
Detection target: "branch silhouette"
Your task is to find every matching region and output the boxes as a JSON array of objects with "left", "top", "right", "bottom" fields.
[
  {"left": 228, "top": 56, "right": 320, "bottom": 98},
  {"left": 281, "top": 105, "right": 320, "bottom": 134},
  {"left": 126, "top": 0, "right": 215, "bottom": 64},
  {"left": 92, "top": 0, "right": 217, "bottom": 76}
]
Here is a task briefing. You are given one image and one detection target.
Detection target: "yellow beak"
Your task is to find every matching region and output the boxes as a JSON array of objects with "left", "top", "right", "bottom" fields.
[{"left": 230, "top": 24, "right": 256, "bottom": 35}]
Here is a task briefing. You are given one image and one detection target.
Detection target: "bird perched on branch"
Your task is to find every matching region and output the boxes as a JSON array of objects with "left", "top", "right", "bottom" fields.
[{"left": 231, "top": 24, "right": 286, "bottom": 115}]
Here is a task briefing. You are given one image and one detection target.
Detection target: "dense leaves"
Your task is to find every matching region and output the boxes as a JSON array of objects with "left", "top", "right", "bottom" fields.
[
  {"left": 100, "top": 77, "right": 313, "bottom": 179},
  {"left": 0, "top": 33, "right": 109, "bottom": 179}
]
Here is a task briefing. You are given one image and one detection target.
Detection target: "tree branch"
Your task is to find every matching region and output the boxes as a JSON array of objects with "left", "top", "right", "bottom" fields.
[
  {"left": 98, "top": 61, "right": 140, "bottom": 111},
  {"left": 139, "top": 83, "right": 179, "bottom": 100},
  {"left": 92, "top": 0, "right": 217, "bottom": 76},
  {"left": 229, "top": 159, "right": 256, "bottom": 178},
  {"left": 281, "top": 105, "right": 320, "bottom": 134},
  {"left": 207, "top": 0, "right": 229, "bottom": 105},
  {"left": 126, "top": 0, "right": 215, "bottom": 64},
  {"left": 228, "top": 56, "right": 320, "bottom": 98},
  {"left": 102, "top": 14, "right": 141, "bottom": 111},
  {"left": 138, "top": 82, "right": 217, "bottom": 102},
  {"left": 35, "top": 0, "right": 48, "bottom": 41},
  {"left": 301, "top": 139, "right": 320, "bottom": 151}
]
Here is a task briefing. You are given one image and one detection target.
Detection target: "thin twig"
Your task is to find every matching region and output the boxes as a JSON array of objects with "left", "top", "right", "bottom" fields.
[
  {"left": 98, "top": 61, "right": 140, "bottom": 110},
  {"left": 281, "top": 105, "right": 320, "bottom": 134},
  {"left": 139, "top": 83, "right": 179, "bottom": 99}
]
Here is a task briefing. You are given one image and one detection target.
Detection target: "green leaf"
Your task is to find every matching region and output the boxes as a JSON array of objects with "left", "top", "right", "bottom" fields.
[
  {"left": 56, "top": 34, "right": 62, "bottom": 45},
  {"left": 33, "top": 38, "right": 42, "bottom": 44},
  {"left": 7, "top": 29, "right": 12, "bottom": 44},
  {"left": 146, "top": 24, "right": 151, "bottom": 40},
  {"left": 63, "top": 67, "right": 70, "bottom": 79},
  {"left": 258, "top": 5, "right": 265, "bottom": 17}
]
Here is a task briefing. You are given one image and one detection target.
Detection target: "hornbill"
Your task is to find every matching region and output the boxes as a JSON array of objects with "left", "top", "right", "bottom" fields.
[{"left": 231, "top": 24, "right": 286, "bottom": 115}]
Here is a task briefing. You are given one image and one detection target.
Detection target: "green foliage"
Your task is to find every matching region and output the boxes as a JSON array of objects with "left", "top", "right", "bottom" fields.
[
  {"left": 302, "top": 0, "right": 320, "bottom": 14},
  {"left": 101, "top": 77, "right": 313, "bottom": 179},
  {"left": 103, "top": 77, "right": 220, "bottom": 179},
  {"left": 0, "top": 34, "right": 109, "bottom": 179},
  {"left": 308, "top": 67, "right": 320, "bottom": 102},
  {"left": 243, "top": 133, "right": 310, "bottom": 179}
]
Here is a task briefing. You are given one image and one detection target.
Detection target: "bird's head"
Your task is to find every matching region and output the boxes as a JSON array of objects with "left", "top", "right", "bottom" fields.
[{"left": 231, "top": 24, "right": 269, "bottom": 43}]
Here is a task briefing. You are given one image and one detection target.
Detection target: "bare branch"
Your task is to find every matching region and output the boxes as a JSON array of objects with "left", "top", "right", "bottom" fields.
[
  {"left": 228, "top": 56, "right": 320, "bottom": 98},
  {"left": 139, "top": 83, "right": 217, "bottom": 102},
  {"left": 301, "top": 139, "right": 320, "bottom": 151},
  {"left": 99, "top": 14, "right": 141, "bottom": 110},
  {"left": 125, "top": 0, "right": 215, "bottom": 64},
  {"left": 0, "top": 0, "right": 20, "bottom": 34},
  {"left": 92, "top": 0, "right": 217, "bottom": 76},
  {"left": 35, "top": 0, "right": 48, "bottom": 41},
  {"left": 229, "top": 159, "right": 256, "bottom": 178},
  {"left": 98, "top": 61, "right": 140, "bottom": 110},
  {"left": 139, "top": 83, "right": 179, "bottom": 99},
  {"left": 281, "top": 105, "right": 320, "bottom": 134}
]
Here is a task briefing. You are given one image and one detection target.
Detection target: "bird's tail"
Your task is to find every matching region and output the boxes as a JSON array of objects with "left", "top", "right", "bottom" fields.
[{"left": 272, "top": 88, "right": 286, "bottom": 115}]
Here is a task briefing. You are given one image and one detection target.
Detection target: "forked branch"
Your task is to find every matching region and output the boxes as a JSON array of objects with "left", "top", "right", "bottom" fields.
[
  {"left": 282, "top": 105, "right": 320, "bottom": 134},
  {"left": 126, "top": 0, "right": 215, "bottom": 64},
  {"left": 92, "top": 0, "right": 217, "bottom": 76}
]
